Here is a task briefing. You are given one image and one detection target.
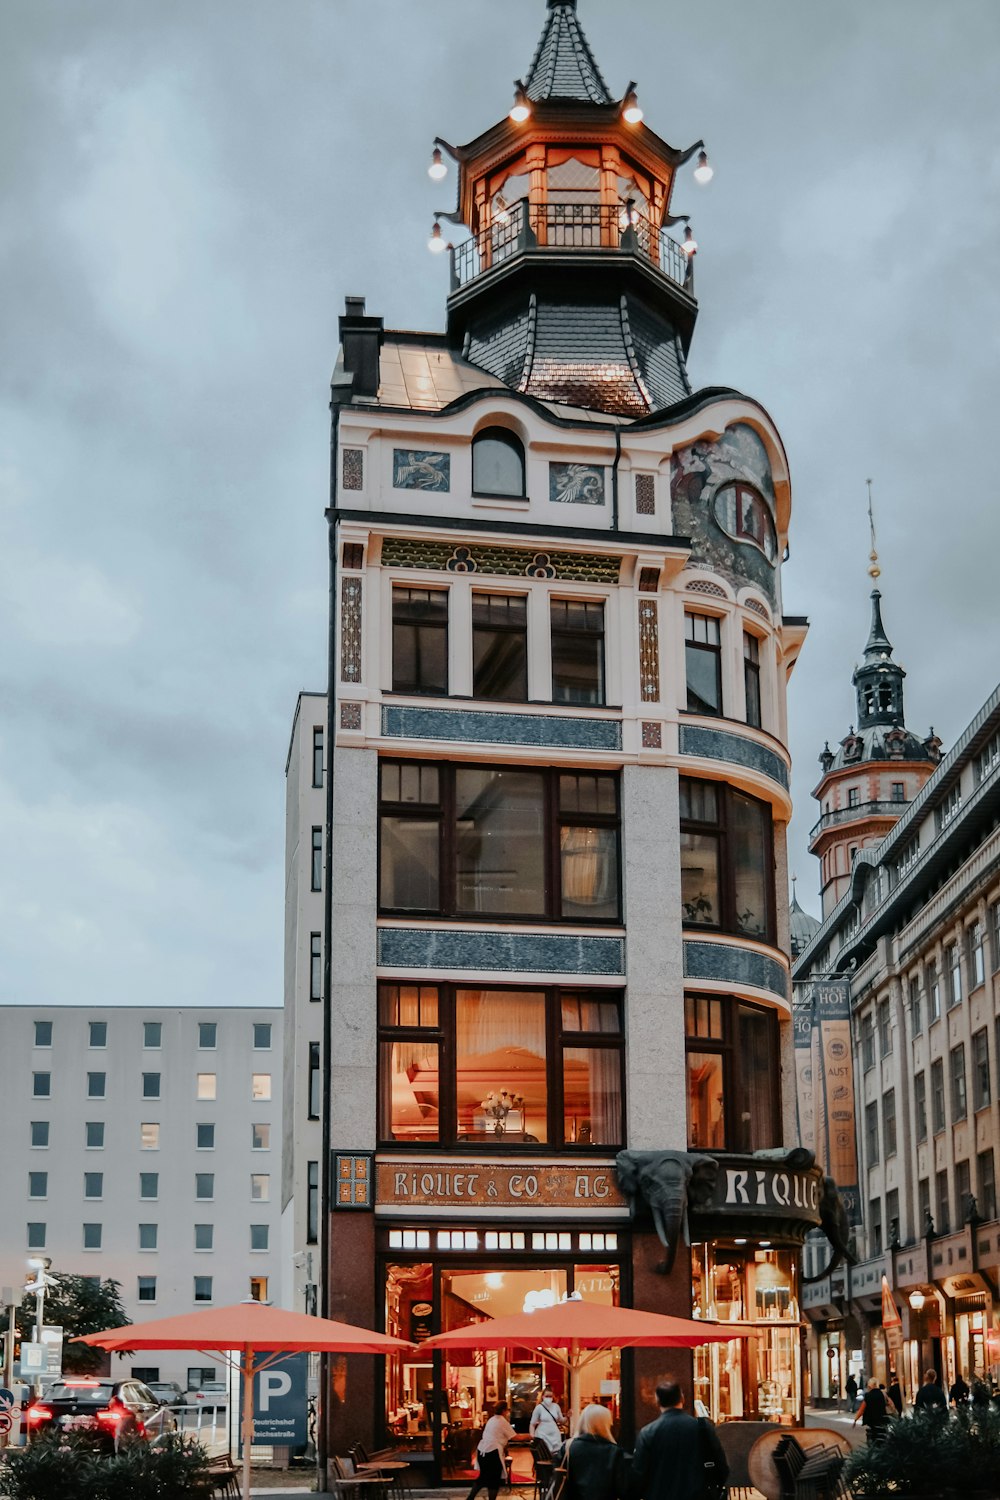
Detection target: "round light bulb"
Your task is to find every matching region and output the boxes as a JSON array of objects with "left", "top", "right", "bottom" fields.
[
  {"left": 428, "top": 222, "right": 446, "bottom": 254},
  {"left": 693, "top": 149, "right": 714, "bottom": 185},
  {"left": 682, "top": 224, "right": 698, "bottom": 256},
  {"left": 622, "top": 91, "right": 643, "bottom": 125},
  {"left": 428, "top": 148, "right": 447, "bottom": 182},
  {"left": 509, "top": 86, "right": 531, "bottom": 123}
]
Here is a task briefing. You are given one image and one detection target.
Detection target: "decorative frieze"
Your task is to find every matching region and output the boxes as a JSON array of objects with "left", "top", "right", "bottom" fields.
[
  {"left": 683, "top": 938, "right": 790, "bottom": 1003},
  {"left": 641, "top": 721, "right": 662, "bottom": 749},
  {"left": 380, "top": 537, "right": 621, "bottom": 584},
  {"left": 341, "top": 447, "right": 364, "bottom": 491},
  {"left": 686, "top": 579, "right": 726, "bottom": 598},
  {"left": 381, "top": 704, "right": 622, "bottom": 751},
  {"left": 745, "top": 597, "right": 771, "bottom": 620},
  {"left": 340, "top": 577, "right": 362, "bottom": 683},
  {"left": 377, "top": 927, "right": 626, "bottom": 977},
  {"left": 549, "top": 462, "right": 606, "bottom": 505},
  {"left": 638, "top": 598, "right": 660, "bottom": 702},
  {"left": 679, "top": 722, "right": 789, "bottom": 790},
  {"left": 340, "top": 702, "right": 362, "bottom": 730}
]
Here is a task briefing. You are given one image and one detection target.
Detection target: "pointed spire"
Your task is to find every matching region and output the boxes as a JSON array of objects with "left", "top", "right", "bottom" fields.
[
  {"left": 524, "top": 0, "right": 614, "bottom": 105},
  {"left": 864, "top": 588, "right": 893, "bottom": 658}
]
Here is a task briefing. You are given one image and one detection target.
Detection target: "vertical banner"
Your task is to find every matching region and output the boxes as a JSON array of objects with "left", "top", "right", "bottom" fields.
[
  {"left": 793, "top": 995, "right": 817, "bottom": 1155},
  {"left": 881, "top": 1276, "right": 903, "bottom": 1366},
  {"left": 815, "top": 979, "right": 862, "bottom": 1226}
]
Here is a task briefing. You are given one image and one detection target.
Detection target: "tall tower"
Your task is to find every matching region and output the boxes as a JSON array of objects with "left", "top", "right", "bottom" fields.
[
  {"left": 809, "top": 587, "right": 941, "bottom": 917},
  {"left": 285, "top": 1, "right": 834, "bottom": 1472}
]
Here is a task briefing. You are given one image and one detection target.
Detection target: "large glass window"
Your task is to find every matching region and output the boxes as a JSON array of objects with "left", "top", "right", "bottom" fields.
[
  {"left": 685, "top": 613, "right": 722, "bottom": 715},
  {"left": 914, "top": 1071, "right": 927, "bottom": 1142},
  {"left": 743, "top": 633, "right": 762, "bottom": 728},
  {"left": 679, "top": 779, "right": 774, "bottom": 941},
  {"left": 473, "top": 593, "right": 528, "bottom": 700},
  {"left": 379, "top": 761, "right": 620, "bottom": 923},
  {"left": 951, "top": 1044, "right": 968, "bottom": 1121},
  {"left": 973, "top": 1029, "right": 991, "bottom": 1110},
  {"left": 392, "top": 588, "right": 449, "bottom": 695},
  {"left": 691, "top": 1243, "right": 799, "bottom": 1421},
  {"left": 685, "top": 995, "right": 780, "bottom": 1152},
  {"left": 931, "top": 1058, "right": 946, "bottom": 1133},
  {"left": 472, "top": 429, "right": 526, "bottom": 498},
  {"left": 378, "top": 984, "right": 624, "bottom": 1149},
  {"left": 550, "top": 600, "right": 605, "bottom": 705}
]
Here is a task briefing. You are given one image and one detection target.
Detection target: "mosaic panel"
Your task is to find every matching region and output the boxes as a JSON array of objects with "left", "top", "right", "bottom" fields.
[
  {"left": 382, "top": 704, "right": 622, "bottom": 751},
  {"left": 635, "top": 473, "right": 655, "bottom": 515},
  {"left": 341, "top": 447, "right": 364, "bottom": 492},
  {"left": 392, "top": 449, "right": 450, "bottom": 492},
  {"left": 340, "top": 702, "right": 362, "bottom": 730},
  {"left": 671, "top": 424, "right": 779, "bottom": 605},
  {"left": 683, "top": 939, "right": 789, "bottom": 1003},
  {"left": 638, "top": 598, "right": 660, "bottom": 703},
  {"left": 686, "top": 579, "right": 726, "bottom": 598},
  {"left": 678, "top": 723, "right": 789, "bottom": 790},
  {"left": 333, "top": 1153, "right": 373, "bottom": 1210},
  {"left": 549, "top": 462, "right": 606, "bottom": 506},
  {"left": 378, "top": 927, "right": 626, "bottom": 977},
  {"left": 641, "top": 721, "right": 662, "bottom": 749},
  {"left": 340, "top": 577, "right": 362, "bottom": 683},
  {"left": 380, "top": 537, "right": 620, "bottom": 584}
]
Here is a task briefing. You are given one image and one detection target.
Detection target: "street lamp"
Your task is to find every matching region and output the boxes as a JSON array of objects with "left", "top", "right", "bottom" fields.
[
  {"left": 908, "top": 1290, "right": 925, "bottom": 1311},
  {"left": 23, "top": 1257, "right": 54, "bottom": 1397}
]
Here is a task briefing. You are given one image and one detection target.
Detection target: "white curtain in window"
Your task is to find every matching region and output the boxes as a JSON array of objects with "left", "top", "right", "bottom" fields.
[{"left": 456, "top": 991, "right": 546, "bottom": 1060}]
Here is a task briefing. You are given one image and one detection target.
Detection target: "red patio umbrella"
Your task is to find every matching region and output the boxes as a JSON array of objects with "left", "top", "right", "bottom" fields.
[
  {"left": 76, "top": 1300, "right": 414, "bottom": 1500},
  {"left": 422, "top": 1296, "right": 749, "bottom": 1427}
]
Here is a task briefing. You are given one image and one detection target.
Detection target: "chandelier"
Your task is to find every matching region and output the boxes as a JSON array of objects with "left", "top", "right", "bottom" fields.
[{"left": 481, "top": 1089, "right": 524, "bottom": 1135}]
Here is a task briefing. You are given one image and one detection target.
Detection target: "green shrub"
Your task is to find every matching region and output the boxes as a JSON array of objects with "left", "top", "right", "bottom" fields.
[
  {"left": 0, "top": 1432, "right": 214, "bottom": 1500},
  {"left": 843, "top": 1406, "right": 1000, "bottom": 1497},
  {"left": 0, "top": 1433, "right": 103, "bottom": 1500}
]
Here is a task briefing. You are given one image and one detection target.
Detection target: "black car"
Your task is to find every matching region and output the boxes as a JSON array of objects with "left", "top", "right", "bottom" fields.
[{"left": 26, "top": 1378, "right": 177, "bottom": 1451}]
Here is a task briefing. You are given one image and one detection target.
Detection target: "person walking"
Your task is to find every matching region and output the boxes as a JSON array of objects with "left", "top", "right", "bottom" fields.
[
  {"left": 914, "top": 1370, "right": 947, "bottom": 1415},
  {"left": 530, "top": 1386, "right": 566, "bottom": 1457},
  {"left": 887, "top": 1373, "right": 903, "bottom": 1417},
  {"left": 631, "top": 1379, "right": 728, "bottom": 1500},
  {"left": 949, "top": 1374, "right": 970, "bottom": 1407},
  {"left": 845, "top": 1373, "right": 858, "bottom": 1412},
  {"left": 852, "top": 1379, "right": 889, "bottom": 1444},
  {"left": 564, "top": 1404, "right": 628, "bottom": 1500},
  {"left": 467, "top": 1401, "right": 517, "bottom": 1500}
]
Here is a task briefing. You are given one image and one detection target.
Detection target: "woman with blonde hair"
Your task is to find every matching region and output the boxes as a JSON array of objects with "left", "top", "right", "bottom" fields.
[{"left": 564, "top": 1403, "right": 628, "bottom": 1500}]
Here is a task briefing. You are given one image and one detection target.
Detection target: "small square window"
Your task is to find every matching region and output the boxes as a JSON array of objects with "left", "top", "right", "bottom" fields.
[
  {"left": 251, "top": 1074, "right": 271, "bottom": 1101},
  {"left": 250, "top": 1224, "right": 269, "bottom": 1253},
  {"left": 251, "top": 1123, "right": 270, "bottom": 1151},
  {"left": 198, "top": 1022, "right": 217, "bottom": 1050},
  {"left": 30, "top": 1122, "right": 50, "bottom": 1149},
  {"left": 194, "top": 1223, "right": 214, "bottom": 1252},
  {"left": 28, "top": 1172, "right": 47, "bottom": 1199},
  {"left": 27, "top": 1223, "right": 46, "bottom": 1251},
  {"left": 138, "top": 1223, "right": 158, "bottom": 1251},
  {"left": 143, "top": 1021, "right": 162, "bottom": 1049},
  {"left": 86, "top": 1121, "right": 105, "bottom": 1150},
  {"left": 251, "top": 1174, "right": 270, "bottom": 1202},
  {"left": 89, "top": 1021, "right": 107, "bottom": 1049},
  {"left": 32, "top": 1073, "right": 51, "bottom": 1099},
  {"left": 87, "top": 1072, "right": 106, "bottom": 1099},
  {"left": 137, "top": 1276, "right": 157, "bottom": 1302},
  {"left": 34, "top": 1021, "right": 52, "bottom": 1048},
  {"left": 193, "top": 1276, "right": 213, "bottom": 1303},
  {"left": 139, "top": 1172, "right": 158, "bottom": 1200},
  {"left": 196, "top": 1123, "right": 215, "bottom": 1150},
  {"left": 142, "top": 1073, "right": 161, "bottom": 1100},
  {"left": 196, "top": 1074, "right": 217, "bottom": 1101},
  {"left": 253, "top": 1023, "right": 271, "bottom": 1050},
  {"left": 140, "top": 1123, "right": 160, "bottom": 1150},
  {"left": 195, "top": 1173, "right": 215, "bottom": 1201},
  {"left": 84, "top": 1172, "right": 103, "bottom": 1199},
  {"left": 83, "top": 1222, "right": 102, "bottom": 1251}
]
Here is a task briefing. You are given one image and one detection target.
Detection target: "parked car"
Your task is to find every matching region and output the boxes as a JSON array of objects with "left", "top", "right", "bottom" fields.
[
  {"left": 146, "top": 1381, "right": 185, "bottom": 1409},
  {"left": 184, "top": 1380, "right": 228, "bottom": 1415},
  {"left": 26, "top": 1378, "right": 177, "bottom": 1452}
]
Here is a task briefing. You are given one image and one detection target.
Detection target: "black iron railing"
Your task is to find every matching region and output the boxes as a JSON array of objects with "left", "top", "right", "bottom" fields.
[
  {"left": 450, "top": 198, "right": 693, "bottom": 293},
  {"left": 809, "top": 800, "right": 906, "bottom": 840}
]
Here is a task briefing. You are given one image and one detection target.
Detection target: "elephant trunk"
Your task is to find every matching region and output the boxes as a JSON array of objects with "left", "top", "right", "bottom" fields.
[{"left": 650, "top": 1196, "right": 683, "bottom": 1273}]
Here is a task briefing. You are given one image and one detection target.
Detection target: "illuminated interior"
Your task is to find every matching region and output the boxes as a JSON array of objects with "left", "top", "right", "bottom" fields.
[{"left": 691, "top": 1242, "right": 800, "bottom": 1422}]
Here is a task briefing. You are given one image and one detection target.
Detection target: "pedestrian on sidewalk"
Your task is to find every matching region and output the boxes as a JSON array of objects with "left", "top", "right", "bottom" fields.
[
  {"left": 845, "top": 1374, "right": 858, "bottom": 1412},
  {"left": 887, "top": 1373, "right": 903, "bottom": 1417},
  {"left": 466, "top": 1401, "right": 517, "bottom": 1500},
  {"left": 914, "top": 1370, "right": 947, "bottom": 1416},
  {"left": 852, "top": 1379, "right": 889, "bottom": 1444},
  {"left": 949, "top": 1374, "right": 970, "bottom": 1407},
  {"left": 631, "top": 1379, "right": 728, "bottom": 1500}
]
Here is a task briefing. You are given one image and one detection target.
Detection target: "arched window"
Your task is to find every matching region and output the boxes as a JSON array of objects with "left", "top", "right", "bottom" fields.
[
  {"left": 472, "top": 428, "right": 526, "bottom": 498},
  {"left": 715, "top": 483, "right": 777, "bottom": 562}
]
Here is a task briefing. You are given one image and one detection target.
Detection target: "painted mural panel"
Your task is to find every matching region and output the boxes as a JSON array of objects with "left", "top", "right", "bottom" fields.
[
  {"left": 549, "top": 462, "right": 606, "bottom": 505},
  {"left": 670, "top": 423, "right": 779, "bottom": 603},
  {"left": 393, "top": 449, "right": 450, "bottom": 491}
]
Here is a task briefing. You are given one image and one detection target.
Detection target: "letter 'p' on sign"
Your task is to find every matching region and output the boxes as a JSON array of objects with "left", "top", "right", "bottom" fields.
[{"left": 259, "top": 1370, "right": 292, "bottom": 1411}]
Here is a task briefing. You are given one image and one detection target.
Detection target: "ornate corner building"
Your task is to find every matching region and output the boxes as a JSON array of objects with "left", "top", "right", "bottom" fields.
[{"left": 283, "top": 1, "right": 827, "bottom": 1471}]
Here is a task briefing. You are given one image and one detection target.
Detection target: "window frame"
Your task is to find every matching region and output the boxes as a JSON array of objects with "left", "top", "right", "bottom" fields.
[
  {"left": 931, "top": 1057, "right": 946, "bottom": 1134},
  {"left": 715, "top": 481, "right": 777, "bottom": 561},
  {"left": 311, "top": 827, "right": 323, "bottom": 892},
  {"left": 550, "top": 598, "right": 606, "bottom": 706},
  {"left": 914, "top": 1070, "right": 927, "bottom": 1143},
  {"left": 34, "top": 1020, "right": 52, "bottom": 1048},
  {"left": 376, "top": 981, "right": 626, "bottom": 1152},
  {"left": 679, "top": 777, "right": 776, "bottom": 944},
  {"left": 312, "top": 726, "right": 324, "bottom": 788},
  {"left": 865, "top": 1101, "right": 880, "bottom": 1165},
  {"left": 743, "top": 631, "right": 762, "bottom": 729},
  {"left": 378, "top": 760, "right": 622, "bottom": 925},
  {"left": 684, "top": 611, "right": 723, "bottom": 717},
  {"left": 973, "top": 1028, "right": 991, "bottom": 1111},
  {"left": 143, "top": 1022, "right": 162, "bottom": 1050},
  {"left": 472, "top": 591, "right": 529, "bottom": 702},
  {"left": 950, "top": 1043, "right": 968, "bottom": 1122},
  {"left": 198, "top": 1022, "right": 217, "bottom": 1051},
  {"left": 882, "top": 1088, "right": 897, "bottom": 1157},
  {"left": 31, "top": 1121, "right": 50, "bottom": 1149},
  {"left": 391, "top": 586, "right": 450, "bottom": 696},
  {"left": 684, "top": 994, "right": 781, "bottom": 1153},
  {"left": 308, "top": 1043, "right": 320, "bottom": 1121},
  {"left": 310, "top": 932, "right": 322, "bottom": 1001},
  {"left": 471, "top": 427, "right": 527, "bottom": 500}
]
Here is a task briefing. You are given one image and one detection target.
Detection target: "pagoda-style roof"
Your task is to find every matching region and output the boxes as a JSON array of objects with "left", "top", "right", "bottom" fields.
[{"left": 524, "top": 0, "right": 613, "bottom": 105}]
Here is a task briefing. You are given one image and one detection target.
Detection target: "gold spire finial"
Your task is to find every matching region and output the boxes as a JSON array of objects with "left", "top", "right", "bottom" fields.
[{"left": 867, "top": 478, "right": 880, "bottom": 580}]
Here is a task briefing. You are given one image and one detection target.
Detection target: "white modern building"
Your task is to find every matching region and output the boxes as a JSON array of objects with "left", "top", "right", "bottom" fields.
[{"left": 1, "top": 1004, "right": 282, "bottom": 1390}]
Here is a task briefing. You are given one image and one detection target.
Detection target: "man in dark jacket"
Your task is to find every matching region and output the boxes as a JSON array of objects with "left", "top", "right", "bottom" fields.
[
  {"left": 914, "top": 1370, "right": 947, "bottom": 1414},
  {"left": 631, "top": 1381, "right": 728, "bottom": 1500}
]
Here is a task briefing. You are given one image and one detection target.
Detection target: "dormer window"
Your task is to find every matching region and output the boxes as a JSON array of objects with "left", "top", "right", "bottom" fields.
[
  {"left": 715, "top": 483, "right": 777, "bottom": 562},
  {"left": 472, "top": 428, "right": 526, "bottom": 499}
]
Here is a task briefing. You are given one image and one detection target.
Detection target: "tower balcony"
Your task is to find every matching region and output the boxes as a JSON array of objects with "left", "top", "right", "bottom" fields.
[
  {"left": 809, "top": 799, "right": 905, "bottom": 842},
  {"left": 448, "top": 197, "right": 694, "bottom": 298}
]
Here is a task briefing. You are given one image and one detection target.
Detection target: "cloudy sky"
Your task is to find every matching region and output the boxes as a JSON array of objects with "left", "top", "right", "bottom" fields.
[{"left": 3, "top": 0, "right": 998, "bottom": 1009}]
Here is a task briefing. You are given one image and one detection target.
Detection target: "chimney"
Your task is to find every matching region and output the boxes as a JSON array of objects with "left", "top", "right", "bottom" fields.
[{"left": 338, "top": 295, "right": 384, "bottom": 399}]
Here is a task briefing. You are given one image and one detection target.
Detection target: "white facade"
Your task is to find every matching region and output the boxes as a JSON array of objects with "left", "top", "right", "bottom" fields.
[{"left": 1, "top": 1004, "right": 282, "bottom": 1389}]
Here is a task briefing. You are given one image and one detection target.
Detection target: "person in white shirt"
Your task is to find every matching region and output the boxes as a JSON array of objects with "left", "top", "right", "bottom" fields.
[
  {"left": 466, "top": 1401, "right": 517, "bottom": 1500},
  {"left": 529, "top": 1386, "right": 565, "bottom": 1455}
]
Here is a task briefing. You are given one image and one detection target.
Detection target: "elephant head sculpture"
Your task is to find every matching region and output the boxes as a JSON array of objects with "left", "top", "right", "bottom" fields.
[
  {"left": 615, "top": 1149, "right": 718, "bottom": 1273},
  {"left": 802, "top": 1174, "right": 855, "bottom": 1283}
]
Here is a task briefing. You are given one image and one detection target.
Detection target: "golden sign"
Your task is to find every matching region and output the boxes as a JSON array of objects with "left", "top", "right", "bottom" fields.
[{"left": 377, "top": 1160, "right": 626, "bottom": 1211}]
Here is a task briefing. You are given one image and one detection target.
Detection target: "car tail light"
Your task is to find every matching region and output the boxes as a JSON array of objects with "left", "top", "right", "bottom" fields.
[
  {"left": 27, "top": 1404, "right": 53, "bottom": 1425},
  {"left": 96, "top": 1408, "right": 123, "bottom": 1426}
]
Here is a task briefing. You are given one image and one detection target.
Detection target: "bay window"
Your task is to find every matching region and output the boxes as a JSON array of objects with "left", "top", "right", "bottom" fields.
[
  {"left": 679, "top": 778, "right": 774, "bottom": 941},
  {"left": 378, "top": 983, "right": 624, "bottom": 1149},
  {"left": 379, "top": 761, "right": 620, "bottom": 922},
  {"left": 685, "top": 995, "right": 780, "bottom": 1153}
]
